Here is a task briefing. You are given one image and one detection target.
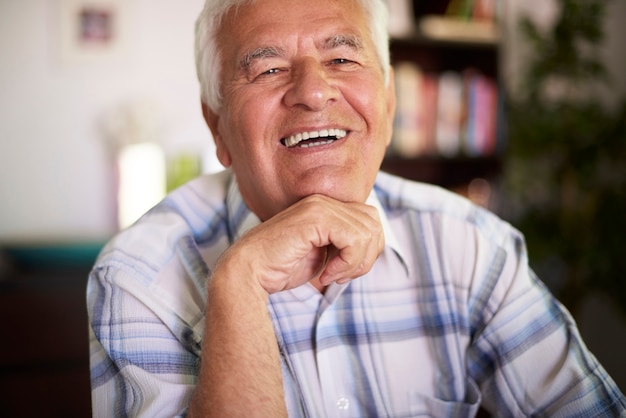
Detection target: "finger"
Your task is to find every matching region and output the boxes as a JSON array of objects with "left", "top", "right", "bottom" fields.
[{"left": 317, "top": 207, "right": 384, "bottom": 285}]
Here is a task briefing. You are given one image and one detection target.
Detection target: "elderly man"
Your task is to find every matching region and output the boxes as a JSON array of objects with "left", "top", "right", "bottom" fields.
[{"left": 87, "top": 0, "right": 626, "bottom": 416}]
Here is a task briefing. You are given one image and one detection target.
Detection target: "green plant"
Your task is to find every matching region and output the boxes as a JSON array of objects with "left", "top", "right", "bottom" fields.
[{"left": 503, "top": 0, "right": 626, "bottom": 317}]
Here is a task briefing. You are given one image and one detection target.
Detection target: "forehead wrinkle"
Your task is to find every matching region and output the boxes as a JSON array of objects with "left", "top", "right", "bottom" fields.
[{"left": 239, "top": 46, "right": 286, "bottom": 71}]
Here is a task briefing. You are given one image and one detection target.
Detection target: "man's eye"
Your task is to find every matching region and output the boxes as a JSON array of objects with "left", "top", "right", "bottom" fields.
[
  {"left": 262, "top": 68, "right": 281, "bottom": 76},
  {"left": 251, "top": 67, "right": 282, "bottom": 82},
  {"left": 331, "top": 58, "right": 352, "bottom": 65}
]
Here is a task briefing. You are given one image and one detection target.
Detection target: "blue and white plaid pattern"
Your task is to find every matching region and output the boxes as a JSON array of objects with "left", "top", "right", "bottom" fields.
[{"left": 87, "top": 170, "right": 626, "bottom": 417}]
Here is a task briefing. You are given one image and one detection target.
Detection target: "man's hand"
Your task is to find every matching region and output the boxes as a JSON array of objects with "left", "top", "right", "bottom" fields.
[
  {"left": 219, "top": 194, "right": 385, "bottom": 294},
  {"left": 189, "top": 194, "right": 384, "bottom": 417}
]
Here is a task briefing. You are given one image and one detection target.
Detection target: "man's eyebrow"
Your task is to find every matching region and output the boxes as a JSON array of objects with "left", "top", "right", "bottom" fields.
[
  {"left": 238, "top": 34, "right": 362, "bottom": 71},
  {"left": 322, "top": 33, "right": 363, "bottom": 51},
  {"left": 239, "top": 46, "right": 285, "bottom": 71}
]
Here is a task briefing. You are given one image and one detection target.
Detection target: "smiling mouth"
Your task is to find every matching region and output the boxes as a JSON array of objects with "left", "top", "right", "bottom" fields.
[{"left": 281, "top": 129, "right": 348, "bottom": 148}]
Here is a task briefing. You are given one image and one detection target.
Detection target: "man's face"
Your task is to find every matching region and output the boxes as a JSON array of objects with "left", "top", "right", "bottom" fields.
[{"left": 205, "top": 0, "right": 396, "bottom": 221}]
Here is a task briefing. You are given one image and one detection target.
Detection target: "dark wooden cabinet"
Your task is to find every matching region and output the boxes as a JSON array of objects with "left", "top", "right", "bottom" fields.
[{"left": 0, "top": 249, "right": 95, "bottom": 417}]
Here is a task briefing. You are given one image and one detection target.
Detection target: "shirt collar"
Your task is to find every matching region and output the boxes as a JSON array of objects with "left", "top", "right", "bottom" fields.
[
  {"left": 365, "top": 191, "right": 410, "bottom": 276},
  {"left": 226, "top": 174, "right": 409, "bottom": 276},
  {"left": 225, "top": 174, "right": 259, "bottom": 241}
]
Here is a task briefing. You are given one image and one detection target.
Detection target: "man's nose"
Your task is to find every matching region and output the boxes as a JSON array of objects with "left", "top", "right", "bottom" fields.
[{"left": 283, "top": 58, "right": 339, "bottom": 111}]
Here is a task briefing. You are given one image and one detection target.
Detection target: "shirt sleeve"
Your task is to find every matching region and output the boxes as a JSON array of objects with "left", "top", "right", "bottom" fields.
[
  {"left": 465, "top": 223, "right": 626, "bottom": 417},
  {"left": 87, "top": 263, "right": 201, "bottom": 418}
]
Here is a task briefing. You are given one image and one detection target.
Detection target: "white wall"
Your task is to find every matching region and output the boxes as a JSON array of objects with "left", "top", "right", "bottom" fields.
[{"left": 0, "top": 0, "right": 215, "bottom": 241}]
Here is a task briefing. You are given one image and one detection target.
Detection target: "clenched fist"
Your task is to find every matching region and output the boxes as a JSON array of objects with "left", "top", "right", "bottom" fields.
[{"left": 215, "top": 194, "right": 385, "bottom": 294}]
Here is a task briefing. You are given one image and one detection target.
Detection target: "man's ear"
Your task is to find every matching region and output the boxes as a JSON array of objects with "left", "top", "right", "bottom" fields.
[{"left": 201, "top": 101, "right": 232, "bottom": 168}]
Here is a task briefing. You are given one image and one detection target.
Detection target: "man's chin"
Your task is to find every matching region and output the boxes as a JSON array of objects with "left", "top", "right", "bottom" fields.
[{"left": 294, "top": 183, "right": 371, "bottom": 205}]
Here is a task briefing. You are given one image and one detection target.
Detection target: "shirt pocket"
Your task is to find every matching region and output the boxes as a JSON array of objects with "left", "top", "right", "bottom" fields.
[{"left": 408, "top": 379, "right": 481, "bottom": 417}]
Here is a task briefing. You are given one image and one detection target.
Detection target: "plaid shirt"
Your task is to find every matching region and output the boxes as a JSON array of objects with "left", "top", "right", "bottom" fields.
[{"left": 88, "top": 170, "right": 626, "bottom": 417}]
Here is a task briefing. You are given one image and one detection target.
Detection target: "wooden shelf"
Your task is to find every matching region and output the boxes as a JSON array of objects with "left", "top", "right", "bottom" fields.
[
  {"left": 384, "top": 0, "right": 505, "bottom": 191},
  {"left": 390, "top": 36, "right": 499, "bottom": 78},
  {"left": 0, "top": 249, "right": 95, "bottom": 417},
  {"left": 381, "top": 155, "right": 502, "bottom": 189}
]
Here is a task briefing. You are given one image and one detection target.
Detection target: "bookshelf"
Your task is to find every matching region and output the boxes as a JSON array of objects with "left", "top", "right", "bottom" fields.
[{"left": 383, "top": 0, "right": 504, "bottom": 207}]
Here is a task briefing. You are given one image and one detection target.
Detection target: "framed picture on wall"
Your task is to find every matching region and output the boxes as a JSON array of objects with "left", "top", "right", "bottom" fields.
[{"left": 57, "top": 0, "right": 130, "bottom": 66}]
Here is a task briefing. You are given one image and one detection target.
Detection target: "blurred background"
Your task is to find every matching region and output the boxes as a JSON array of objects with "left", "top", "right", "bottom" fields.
[{"left": 0, "top": 0, "right": 624, "bottom": 416}]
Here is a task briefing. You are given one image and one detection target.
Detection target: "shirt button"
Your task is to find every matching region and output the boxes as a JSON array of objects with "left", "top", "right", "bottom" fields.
[{"left": 336, "top": 397, "right": 350, "bottom": 411}]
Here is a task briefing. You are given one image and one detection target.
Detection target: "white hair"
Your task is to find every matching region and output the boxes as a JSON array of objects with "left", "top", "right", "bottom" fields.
[{"left": 194, "top": 0, "right": 390, "bottom": 112}]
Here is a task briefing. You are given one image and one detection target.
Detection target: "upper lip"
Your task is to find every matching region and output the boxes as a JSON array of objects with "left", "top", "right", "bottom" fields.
[{"left": 281, "top": 128, "right": 348, "bottom": 147}]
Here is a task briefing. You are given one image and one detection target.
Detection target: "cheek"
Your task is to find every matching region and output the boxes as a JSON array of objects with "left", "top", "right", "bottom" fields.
[
  {"left": 360, "top": 94, "right": 393, "bottom": 149},
  {"left": 230, "top": 92, "right": 276, "bottom": 139},
  {"left": 222, "top": 105, "right": 277, "bottom": 179},
  {"left": 345, "top": 75, "right": 388, "bottom": 121}
]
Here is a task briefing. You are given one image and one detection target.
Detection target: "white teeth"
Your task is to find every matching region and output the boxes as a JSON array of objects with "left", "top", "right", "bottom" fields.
[
  {"left": 301, "top": 139, "right": 335, "bottom": 148},
  {"left": 284, "top": 129, "right": 347, "bottom": 148}
]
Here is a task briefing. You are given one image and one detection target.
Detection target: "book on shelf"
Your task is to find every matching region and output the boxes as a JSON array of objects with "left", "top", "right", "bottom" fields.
[
  {"left": 393, "top": 62, "right": 424, "bottom": 157},
  {"left": 436, "top": 71, "right": 464, "bottom": 157},
  {"left": 392, "top": 63, "right": 439, "bottom": 158},
  {"left": 445, "top": 0, "right": 496, "bottom": 22},
  {"left": 471, "top": 0, "right": 497, "bottom": 22},
  {"left": 390, "top": 62, "right": 500, "bottom": 159},
  {"left": 463, "top": 70, "right": 498, "bottom": 156}
]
